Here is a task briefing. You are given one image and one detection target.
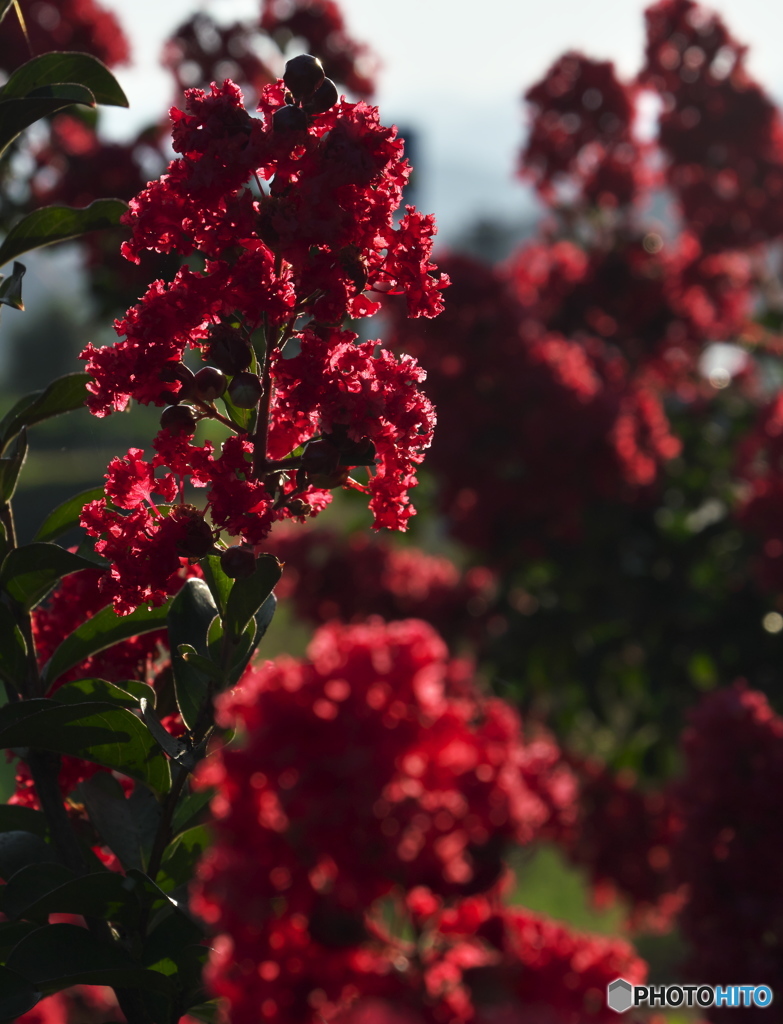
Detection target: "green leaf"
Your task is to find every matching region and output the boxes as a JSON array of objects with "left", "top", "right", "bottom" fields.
[
  {"left": 0, "top": 921, "right": 38, "bottom": 960},
  {"left": 0, "top": 964, "right": 40, "bottom": 1020},
  {"left": 0, "top": 373, "right": 91, "bottom": 452},
  {"left": 0, "top": 806, "right": 47, "bottom": 838},
  {"left": 33, "top": 485, "right": 104, "bottom": 544},
  {"left": 0, "top": 85, "right": 96, "bottom": 158},
  {"left": 201, "top": 554, "right": 233, "bottom": 617},
  {"left": 1, "top": 51, "right": 129, "bottom": 107},
  {"left": 225, "top": 554, "right": 281, "bottom": 641},
  {"left": 168, "top": 579, "right": 218, "bottom": 730},
  {"left": 0, "top": 200, "right": 127, "bottom": 267},
  {"left": 0, "top": 832, "right": 55, "bottom": 879},
  {"left": 156, "top": 825, "right": 211, "bottom": 893},
  {"left": 186, "top": 1001, "right": 222, "bottom": 1023},
  {"left": 222, "top": 382, "right": 257, "bottom": 433},
  {"left": 142, "top": 910, "right": 204, "bottom": 969},
  {"left": 0, "top": 699, "right": 171, "bottom": 793},
  {"left": 2, "top": 863, "right": 76, "bottom": 920},
  {"left": 52, "top": 678, "right": 150, "bottom": 710},
  {"left": 42, "top": 599, "right": 171, "bottom": 688},
  {"left": 0, "top": 426, "right": 26, "bottom": 502},
  {"left": 78, "top": 774, "right": 160, "bottom": 873},
  {"left": 5, "top": 923, "right": 174, "bottom": 996},
  {"left": 171, "top": 787, "right": 213, "bottom": 838},
  {"left": 0, "top": 602, "right": 26, "bottom": 687},
  {"left": 0, "top": 260, "right": 25, "bottom": 309},
  {"left": 206, "top": 611, "right": 258, "bottom": 687},
  {"left": 14, "top": 872, "right": 141, "bottom": 926},
  {"left": 0, "top": 543, "right": 99, "bottom": 611}
]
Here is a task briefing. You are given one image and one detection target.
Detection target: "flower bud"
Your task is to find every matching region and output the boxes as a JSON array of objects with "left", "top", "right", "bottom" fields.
[
  {"left": 194, "top": 366, "right": 227, "bottom": 402},
  {"left": 287, "top": 498, "right": 312, "bottom": 517},
  {"left": 303, "top": 77, "right": 338, "bottom": 114},
  {"left": 221, "top": 545, "right": 256, "bottom": 579},
  {"left": 228, "top": 372, "right": 263, "bottom": 409},
  {"left": 160, "top": 404, "right": 197, "bottom": 435},
  {"left": 206, "top": 325, "right": 252, "bottom": 375},
  {"left": 283, "top": 54, "right": 325, "bottom": 101},
  {"left": 170, "top": 505, "right": 215, "bottom": 558},
  {"left": 273, "top": 104, "right": 308, "bottom": 133},
  {"left": 159, "top": 362, "right": 196, "bottom": 403}
]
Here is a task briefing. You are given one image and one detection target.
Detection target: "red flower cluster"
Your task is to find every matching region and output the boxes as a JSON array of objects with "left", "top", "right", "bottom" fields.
[
  {"left": 0, "top": 0, "right": 130, "bottom": 72},
  {"left": 267, "top": 525, "right": 496, "bottom": 644},
  {"left": 560, "top": 760, "right": 684, "bottom": 931},
  {"left": 80, "top": 76, "right": 445, "bottom": 612},
  {"left": 388, "top": 254, "right": 681, "bottom": 554},
  {"left": 672, "top": 684, "right": 783, "bottom": 997},
  {"left": 193, "top": 618, "right": 584, "bottom": 1024},
  {"left": 641, "top": 0, "right": 783, "bottom": 252},
  {"left": 261, "top": 0, "right": 379, "bottom": 98},
  {"left": 521, "top": 53, "right": 645, "bottom": 209}
]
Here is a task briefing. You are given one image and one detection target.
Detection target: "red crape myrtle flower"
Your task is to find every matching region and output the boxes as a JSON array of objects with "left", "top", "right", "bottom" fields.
[
  {"left": 640, "top": 0, "right": 783, "bottom": 252},
  {"left": 672, "top": 684, "right": 783, "bottom": 1005},
  {"left": 192, "top": 618, "right": 578, "bottom": 1024},
  {"left": 80, "top": 76, "right": 446, "bottom": 613},
  {"left": 267, "top": 525, "right": 497, "bottom": 645},
  {"left": 0, "top": 0, "right": 130, "bottom": 73}
]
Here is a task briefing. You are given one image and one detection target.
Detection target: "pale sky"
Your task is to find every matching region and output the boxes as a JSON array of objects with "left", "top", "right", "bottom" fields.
[{"left": 92, "top": 1, "right": 783, "bottom": 238}]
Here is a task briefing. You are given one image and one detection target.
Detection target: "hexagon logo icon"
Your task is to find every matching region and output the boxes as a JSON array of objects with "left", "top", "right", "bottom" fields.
[{"left": 607, "top": 978, "right": 633, "bottom": 1013}]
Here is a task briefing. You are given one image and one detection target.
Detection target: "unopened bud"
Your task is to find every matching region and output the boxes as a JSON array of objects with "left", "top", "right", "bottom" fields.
[
  {"left": 273, "top": 104, "right": 308, "bottom": 133},
  {"left": 160, "top": 404, "right": 197, "bottom": 435},
  {"left": 221, "top": 545, "right": 256, "bottom": 579},
  {"left": 206, "top": 325, "right": 252, "bottom": 375},
  {"left": 304, "top": 77, "right": 338, "bottom": 114},
  {"left": 159, "top": 362, "right": 196, "bottom": 403},
  {"left": 170, "top": 505, "right": 215, "bottom": 558},
  {"left": 194, "top": 366, "right": 227, "bottom": 402},
  {"left": 228, "top": 372, "right": 263, "bottom": 409},
  {"left": 283, "top": 54, "right": 325, "bottom": 101},
  {"left": 287, "top": 498, "right": 312, "bottom": 517}
]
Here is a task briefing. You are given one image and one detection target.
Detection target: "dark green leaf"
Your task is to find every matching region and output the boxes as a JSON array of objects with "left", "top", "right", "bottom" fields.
[
  {"left": 0, "top": 602, "right": 26, "bottom": 686},
  {"left": 16, "top": 872, "right": 140, "bottom": 926},
  {"left": 0, "top": 964, "right": 40, "bottom": 1020},
  {"left": 206, "top": 611, "right": 258, "bottom": 688},
  {"left": 0, "top": 806, "right": 47, "bottom": 838},
  {"left": 225, "top": 554, "right": 281, "bottom": 641},
  {"left": 0, "top": 921, "right": 38, "bottom": 959},
  {"left": 33, "top": 485, "right": 104, "bottom": 544},
  {"left": 201, "top": 554, "right": 233, "bottom": 617},
  {"left": 0, "top": 85, "right": 96, "bottom": 158},
  {"left": 142, "top": 910, "right": 204, "bottom": 969},
  {"left": 0, "top": 372, "right": 91, "bottom": 452},
  {"left": 0, "top": 426, "right": 26, "bottom": 502},
  {"left": 5, "top": 923, "right": 174, "bottom": 995},
  {"left": 0, "top": 699, "right": 171, "bottom": 792},
  {"left": 171, "top": 787, "right": 213, "bottom": 837},
  {"left": 52, "top": 678, "right": 148, "bottom": 710},
  {"left": 42, "top": 599, "right": 171, "bottom": 688},
  {"left": 221, "top": 383, "right": 257, "bottom": 433},
  {"left": 0, "top": 200, "right": 127, "bottom": 267},
  {"left": 0, "top": 260, "right": 24, "bottom": 309},
  {"left": 0, "top": 542, "right": 99, "bottom": 611},
  {"left": 79, "top": 774, "right": 147, "bottom": 872},
  {"left": 156, "top": 825, "right": 211, "bottom": 893},
  {"left": 0, "top": 832, "right": 55, "bottom": 879},
  {"left": 2, "top": 863, "right": 75, "bottom": 920},
  {"left": 2, "top": 51, "right": 128, "bottom": 107},
  {"left": 185, "top": 1000, "right": 222, "bottom": 1024},
  {"left": 168, "top": 579, "right": 218, "bottom": 730}
]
